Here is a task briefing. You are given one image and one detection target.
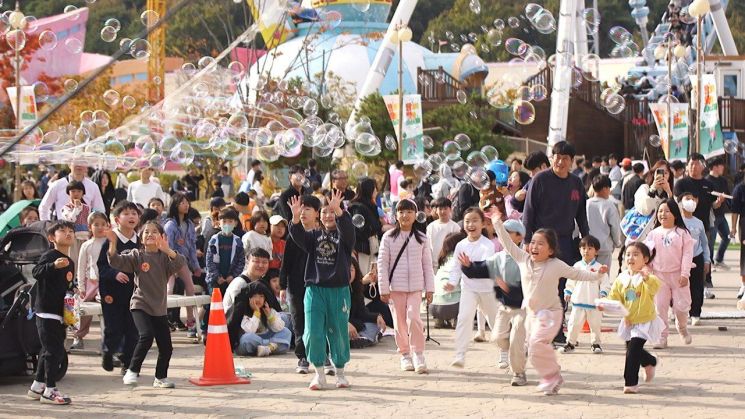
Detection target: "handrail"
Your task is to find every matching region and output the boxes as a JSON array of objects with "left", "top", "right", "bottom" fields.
[{"left": 417, "top": 67, "right": 464, "bottom": 102}]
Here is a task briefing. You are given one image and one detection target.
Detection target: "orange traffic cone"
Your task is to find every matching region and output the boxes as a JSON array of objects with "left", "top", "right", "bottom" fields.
[
  {"left": 189, "top": 288, "right": 250, "bottom": 386},
  {"left": 581, "top": 320, "right": 591, "bottom": 333}
]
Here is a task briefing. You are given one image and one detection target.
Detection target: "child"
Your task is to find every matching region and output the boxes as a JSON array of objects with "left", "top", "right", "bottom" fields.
[
  {"left": 484, "top": 214, "right": 607, "bottom": 395},
  {"left": 678, "top": 193, "right": 709, "bottom": 326},
  {"left": 604, "top": 242, "right": 663, "bottom": 394},
  {"left": 461, "top": 219, "right": 528, "bottom": 386},
  {"left": 644, "top": 199, "right": 694, "bottom": 349},
  {"left": 20, "top": 206, "right": 40, "bottom": 226},
  {"left": 71, "top": 212, "right": 109, "bottom": 350},
  {"left": 107, "top": 221, "right": 187, "bottom": 388},
  {"left": 206, "top": 208, "right": 246, "bottom": 297},
  {"left": 211, "top": 180, "right": 224, "bottom": 198},
  {"left": 586, "top": 175, "right": 623, "bottom": 268},
  {"left": 227, "top": 281, "right": 292, "bottom": 357},
  {"left": 242, "top": 211, "right": 272, "bottom": 257},
  {"left": 148, "top": 197, "right": 166, "bottom": 223},
  {"left": 426, "top": 198, "right": 461, "bottom": 272},
  {"left": 378, "top": 199, "right": 435, "bottom": 374},
  {"left": 445, "top": 207, "right": 497, "bottom": 368},
  {"left": 27, "top": 221, "right": 76, "bottom": 405},
  {"left": 561, "top": 235, "right": 611, "bottom": 354},
  {"left": 60, "top": 180, "right": 91, "bottom": 264},
  {"left": 97, "top": 201, "right": 141, "bottom": 374},
  {"left": 288, "top": 190, "right": 355, "bottom": 390},
  {"left": 269, "top": 215, "right": 287, "bottom": 270},
  {"left": 431, "top": 231, "right": 466, "bottom": 328},
  {"left": 349, "top": 258, "right": 385, "bottom": 347}
]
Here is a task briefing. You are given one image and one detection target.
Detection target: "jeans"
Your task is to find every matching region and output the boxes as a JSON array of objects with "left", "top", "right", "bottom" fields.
[
  {"left": 129, "top": 310, "right": 173, "bottom": 379},
  {"left": 624, "top": 337, "right": 656, "bottom": 386},
  {"left": 709, "top": 216, "right": 730, "bottom": 264},
  {"left": 35, "top": 317, "right": 65, "bottom": 388},
  {"left": 357, "top": 322, "right": 380, "bottom": 343},
  {"left": 236, "top": 327, "right": 292, "bottom": 356}
]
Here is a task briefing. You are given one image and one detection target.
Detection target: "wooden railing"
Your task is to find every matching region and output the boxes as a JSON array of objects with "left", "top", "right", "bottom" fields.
[
  {"left": 417, "top": 67, "right": 464, "bottom": 103},
  {"left": 719, "top": 97, "right": 745, "bottom": 132}
]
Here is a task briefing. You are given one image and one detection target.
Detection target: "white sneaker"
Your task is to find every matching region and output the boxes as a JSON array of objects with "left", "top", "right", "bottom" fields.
[
  {"left": 308, "top": 372, "right": 326, "bottom": 390},
  {"left": 413, "top": 353, "right": 428, "bottom": 374},
  {"left": 123, "top": 369, "right": 139, "bottom": 386},
  {"left": 335, "top": 368, "right": 350, "bottom": 388},
  {"left": 400, "top": 355, "right": 415, "bottom": 371},
  {"left": 704, "top": 288, "right": 715, "bottom": 299},
  {"left": 652, "top": 338, "right": 667, "bottom": 349},
  {"left": 450, "top": 356, "right": 465, "bottom": 368},
  {"left": 70, "top": 338, "right": 84, "bottom": 350},
  {"left": 691, "top": 317, "right": 701, "bottom": 326},
  {"left": 738, "top": 285, "right": 745, "bottom": 300},
  {"left": 152, "top": 378, "right": 175, "bottom": 388},
  {"left": 714, "top": 261, "right": 730, "bottom": 270},
  {"left": 497, "top": 350, "right": 509, "bottom": 369}
]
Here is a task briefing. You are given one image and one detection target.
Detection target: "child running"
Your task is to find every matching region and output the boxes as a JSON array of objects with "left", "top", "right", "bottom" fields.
[
  {"left": 378, "top": 199, "right": 435, "bottom": 374},
  {"left": 107, "top": 221, "right": 187, "bottom": 388},
  {"left": 644, "top": 199, "right": 694, "bottom": 349},
  {"left": 603, "top": 242, "right": 663, "bottom": 394},
  {"left": 485, "top": 213, "right": 607, "bottom": 395}
]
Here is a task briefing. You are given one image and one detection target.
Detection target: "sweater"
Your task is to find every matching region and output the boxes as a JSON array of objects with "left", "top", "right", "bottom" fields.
[
  {"left": 522, "top": 169, "right": 589, "bottom": 242},
  {"left": 462, "top": 250, "right": 524, "bottom": 308},
  {"left": 447, "top": 236, "right": 496, "bottom": 293},
  {"left": 164, "top": 218, "right": 199, "bottom": 270},
  {"left": 206, "top": 233, "right": 245, "bottom": 285},
  {"left": 241, "top": 308, "right": 285, "bottom": 334},
  {"left": 494, "top": 218, "right": 603, "bottom": 312},
  {"left": 109, "top": 249, "right": 186, "bottom": 316},
  {"left": 77, "top": 237, "right": 106, "bottom": 294},
  {"left": 644, "top": 226, "right": 695, "bottom": 278},
  {"left": 60, "top": 201, "right": 91, "bottom": 240},
  {"left": 242, "top": 230, "right": 272, "bottom": 258},
  {"left": 289, "top": 212, "right": 355, "bottom": 288},
  {"left": 586, "top": 196, "right": 622, "bottom": 254},
  {"left": 377, "top": 229, "right": 435, "bottom": 294},
  {"left": 32, "top": 249, "right": 75, "bottom": 317},
  {"left": 608, "top": 271, "right": 661, "bottom": 325},
  {"left": 426, "top": 220, "right": 461, "bottom": 270},
  {"left": 565, "top": 260, "right": 611, "bottom": 308},
  {"left": 97, "top": 230, "right": 138, "bottom": 295}
]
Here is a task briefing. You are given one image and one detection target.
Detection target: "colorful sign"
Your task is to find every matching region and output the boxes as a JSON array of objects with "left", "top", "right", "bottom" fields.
[
  {"left": 649, "top": 102, "right": 689, "bottom": 162},
  {"left": 311, "top": 0, "right": 392, "bottom": 6},
  {"left": 383, "top": 94, "right": 424, "bottom": 164},
  {"left": 5, "top": 86, "right": 38, "bottom": 129},
  {"left": 690, "top": 74, "right": 725, "bottom": 159},
  {"left": 246, "top": 0, "right": 296, "bottom": 49}
]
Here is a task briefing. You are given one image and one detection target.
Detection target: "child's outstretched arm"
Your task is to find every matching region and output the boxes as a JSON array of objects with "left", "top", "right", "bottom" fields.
[{"left": 558, "top": 260, "right": 608, "bottom": 282}]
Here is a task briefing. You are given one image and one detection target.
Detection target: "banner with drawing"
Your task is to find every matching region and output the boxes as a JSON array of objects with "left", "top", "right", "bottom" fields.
[
  {"left": 383, "top": 94, "right": 424, "bottom": 164},
  {"left": 690, "top": 74, "right": 725, "bottom": 159},
  {"left": 649, "top": 102, "right": 689, "bottom": 162}
]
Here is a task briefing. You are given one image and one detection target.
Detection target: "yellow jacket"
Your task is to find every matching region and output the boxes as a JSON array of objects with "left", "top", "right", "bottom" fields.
[{"left": 609, "top": 272, "right": 661, "bottom": 325}]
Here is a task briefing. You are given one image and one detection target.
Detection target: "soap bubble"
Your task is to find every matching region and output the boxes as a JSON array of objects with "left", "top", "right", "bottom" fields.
[
  {"left": 494, "top": 19, "right": 505, "bottom": 30},
  {"left": 648, "top": 134, "right": 662, "bottom": 148},
  {"left": 303, "top": 98, "right": 319, "bottom": 116},
  {"left": 103, "top": 138, "right": 125, "bottom": 156},
  {"left": 454, "top": 133, "right": 471, "bottom": 150},
  {"left": 416, "top": 211, "right": 428, "bottom": 224},
  {"left": 531, "top": 84, "right": 548, "bottom": 102},
  {"left": 33, "top": 82, "right": 50, "bottom": 102},
  {"left": 141, "top": 10, "right": 160, "bottom": 27},
  {"left": 385, "top": 134, "right": 397, "bottom": 150},
  {"left": 486, "top": 28, "right": 502, "bottom": 46},
  {"left": 508, "top": 17, "right": 520, "bottom": 28},
  {"left": 469, "top": 0, "right": 481, "bottom": 14},
  {"left": 105, "top": 18, "right": 121, "bottom": 32},
  {"left": 103, "top": 89, "right": 120, "bottom": 107},
  {"left": 580, "top": 53, "right": 600, "bottom": 82},
  {"left": 724, "top": 140, "right": 738, "bottom": 154},
  {"left": 159, "top": 135, "right": 179, "bottom": 153},
  {"left": 443, "top": 140, "right": 460, "bottom": 158},
  {"left": 505, "top": 38, "right": 527, "bottom": 56},
  {"left": 603, "top": 93, "right": 626, "bottom": 114},
  {"left": 43, "top": 131, "right": 61, "bottom": 145},
  {"left": 467, "top": 167, "right": 490, "bottom": 189},
  {"left": 149, "top": 153, "right": 167, "bottom": 170},
  {"left": 457, "top": 89, "right": 468, "bottom": 104},
  {"left": 64, "top": 37, "right": 83, "bottom": 54},
  {"left": 122, "top": 95, "right": 136, "bottom": 110},
  {"left": 64, "top": 79, "right": 78, "bottom": 93},
  {"left": 352, "top": 214, "right": 366, "bottom": 228},
  {"left": 422, "top": 135, "right": 434, "bottom": 149},
  {"left": 39, "top": 30, "right": 57, "bottom": 51},
  {"left": 609, "top": 26, "right": 632, "bottom": 44},
  {"left": 536, "top": 309, "right": 555, "bottom": 328},
  {"left": 467, "top": 151, "right": 489, "bottom": 168},
  {"left": 355, "top": 133, "right": 382, "bottom": 156},
  {"left": 170, "top": 143, "right": 195, "bottom": 166},
  {"left": 481, "top": 145, "right": 499, "bottom": 161},
  {"left": 352, "top": 1, "right": 371, "bottom": 13},
  {"left": 513, "top": 100, "right": 536, "bottom": 125},
  {"left": 64, "top": 5, "right": 79, "bottom": 19},
  {"left": 130, "top": 38, "right": 151, "bottom": 60},
  {"left": 101, "top": 25, "right": 117, "bottom": 42},
  {"left": 135, "top": 135, "right": 155, "bottom": 155},
  {"left": 351, "top": 161, "right": 368, "bottom": 178}
]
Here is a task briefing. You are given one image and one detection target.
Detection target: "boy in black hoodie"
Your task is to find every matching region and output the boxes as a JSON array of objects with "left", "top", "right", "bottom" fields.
[
  {"left": 28, "top": 221, "right": 75, "bottom": 405},
  {"left": 288, "top": 189, "right": 355, "bottom": 390}
]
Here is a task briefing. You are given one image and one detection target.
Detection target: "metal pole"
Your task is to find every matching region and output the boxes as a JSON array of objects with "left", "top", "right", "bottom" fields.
[
  {"left": 696, "top": 16, "right": 704, "bottom": 154},
  {"left": 13, "top": 1, "right": 22, "bottom": 201},
  {"left": 667, "top": 42, "right": 673, "bottom": 153},
  {"left": 398, "top": 30, "right": 404, "bottom": 163}
]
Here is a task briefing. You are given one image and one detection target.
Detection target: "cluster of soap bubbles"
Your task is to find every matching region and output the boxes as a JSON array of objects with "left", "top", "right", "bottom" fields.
[{"left": 609, "top": 26, "right": 640, "bottom": 59}]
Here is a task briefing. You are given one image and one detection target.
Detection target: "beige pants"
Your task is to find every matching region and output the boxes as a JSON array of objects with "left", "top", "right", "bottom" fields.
[{"left": 494, "top": 305, "right": 527, "bottom": 375}]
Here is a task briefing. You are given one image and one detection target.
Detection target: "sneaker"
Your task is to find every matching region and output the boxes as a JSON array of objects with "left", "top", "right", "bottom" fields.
[
  {"left": 644, "top": 365, "right": 656, "bottom": 383},
  {"left": 450, "top": 356, "right": 465, "bottom": 368},
  {"left": 27, "top": 381, "right": 45, "bottom": 400},
  {"left": 558, "top": 342, "right": 575, "bottom": 354},
  {"left": 400, "top": 355, "right": 415, "bottom": 371},
  {"left": 704, "top": 288, "right": 716, "bottom": 299},
  {"left": 652, "top": 338, "right": 667, "bottom": 349},
  {"left": 538, "top": 374, "right": 563, "bottom": 395},
  {"left": 296, "top": 358, "right": 310, "bottom": 374},
  {"left": 120, "top": 365, "right": 129, "bottom": 376},
  {"left": 335, "top": 368, "right": 350, "bottom": 388},
  {"left": 591, "top": 344, "right": 603, "bottom": 354},
  {"left": 112, "top": 354, "right": 123, "bottom": 368},
  {"left": 680, "top": 332, "right": 692, "bottom": 345},
  {"left": 738, "top": 285, "right": 745, "bottom": 300},
  {"left": 691, "top": 317, "right": 701, "bottom": 326},
  {"left": 473, "top": 331, "right": 486, "bottom": 342},
  {"left": 552, "top": 334, "right": 567, "bottom": 345},
  {"left": 256, "top": 345, "right": 271, "bottom": 357},
  {"left": 308, "top": 372, "right": 326, "bottom": 390},
  {"left": 168, "top": 320, "right": 177, "bottom": 332},
  {"left": 434, "top": 318, "right": 447, "bottom": 329},
  {"left": 175, "top": 320, "right": 188, "bottom": 331},
  {"left": 153, "top": 378, "right": 175, "bottom": 389},
  {"left": 623, "top": 385, "right": 639, "bottom": 394},
  {"left": 123, "top": 369, "right": 139, "bottom": 386},
  {"left": 511, "top": 373, "right": 528, "bottom": 386},
  {"left": 324, "top": 358, "right": 335, "bottom": 376},
  {"left": 714, "top": 261, "right": 730, "bottom": 270},
  {"left": 413, "top": 353, "right": 428, "bottom": 374},
  {"left": 497, "top": 350, "right": 509, "bottom": 369},
  {"left": 70, "top": 338, "right": 84, "bottom": 350},
  {"left": 101, "top": 352, "right": 114, "bottom": 372},
  {"left": 186, "top": 327, "right": 198, "bottom": 339},
  {"left": 40, "top": 388, "right": 71, "bottom": 405}
]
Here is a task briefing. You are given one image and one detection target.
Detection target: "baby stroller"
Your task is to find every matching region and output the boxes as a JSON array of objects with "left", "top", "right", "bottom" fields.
[{"left": 0, "top": 225, "right": 68, "bottom": 380}]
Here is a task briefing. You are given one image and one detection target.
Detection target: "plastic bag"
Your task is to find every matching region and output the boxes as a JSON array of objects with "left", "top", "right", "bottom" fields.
[
  {"left": 63, "top": 292, "right": 80, "bottom": 329},
  {"left": 594, "top": 298, "right": 629, "bottom": 317}
]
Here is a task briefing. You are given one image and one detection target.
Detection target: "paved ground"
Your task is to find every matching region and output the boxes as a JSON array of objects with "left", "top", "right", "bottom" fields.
[{"left": 2, "top": 249, "right": 745, "bottom": 418}]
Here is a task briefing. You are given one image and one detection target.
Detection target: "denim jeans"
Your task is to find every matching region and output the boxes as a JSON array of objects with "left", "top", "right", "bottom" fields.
[
  {"left": 709, "top": 215, "right": 730, "bottom": 264},
  {"left": 236, "top": 328, "right": 292, "bottom": 356}
]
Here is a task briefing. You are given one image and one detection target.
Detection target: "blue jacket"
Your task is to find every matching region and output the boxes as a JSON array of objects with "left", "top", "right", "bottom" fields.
[
  {"left": 164, "top": 218, "right": 199, "bottom": 270},
  {"left": 205, "top": 233, "right": 245, "bottom": 285}
]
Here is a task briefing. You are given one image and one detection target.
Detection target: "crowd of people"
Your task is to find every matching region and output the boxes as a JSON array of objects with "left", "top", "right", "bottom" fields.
[{"left": 8, "top": 140, "right": 745, "bottom": 405}]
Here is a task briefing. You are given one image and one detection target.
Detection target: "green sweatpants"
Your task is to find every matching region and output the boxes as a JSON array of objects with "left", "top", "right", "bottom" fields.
[{"left": 303, "top": 285, "right": 351, "bottom": 368}]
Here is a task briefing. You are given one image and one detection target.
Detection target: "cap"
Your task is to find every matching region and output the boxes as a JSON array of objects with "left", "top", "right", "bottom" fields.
[
  {"left": 621, "top": 158, "right": 632, "bottom": 167},
  {"left": 209, "top": 197, "right": 227, "bottom": 208},
  {"left": 503, "top": 219, "right": 526, "bottom": 237},
  {"left": 269, "top": 215, "right": 287, "bottom": 226}
]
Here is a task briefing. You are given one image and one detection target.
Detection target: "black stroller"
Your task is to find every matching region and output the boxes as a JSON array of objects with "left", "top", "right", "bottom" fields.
[{"left": 0, "top": 224, "right": 68, "bottom": 381}]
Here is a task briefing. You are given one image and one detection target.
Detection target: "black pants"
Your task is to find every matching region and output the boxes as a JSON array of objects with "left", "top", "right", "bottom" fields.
[
  {"left": 101, "top": 296, "right": 138, "bottom": 366},
  {"left": 129, "top": 310, "right": 173, "bottom": 379},
  {"left": 168, "top": 277, "right": 185, "bottom": 324},
  {"left": 624, "top": 337, "right": 656, "bottom": 386},
  {"left": 689, "top": 254, "right": 705, "bottom": 317},
  {"left": 555, "top": 235, "right": 578, "bottom": 342},
  {"left": 35, "top": 317, "right": 65, "bottom": 388},
  {"left": 366, "top": 299, "right": 394, "bottom": 328},
  {"left": 287, "top": 289, "right": 306, "bottom": 360}
]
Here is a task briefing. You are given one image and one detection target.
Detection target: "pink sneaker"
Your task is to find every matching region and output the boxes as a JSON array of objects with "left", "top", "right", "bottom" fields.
[{"left": 537, "top": 374, "right": 563, "bottom": 395}]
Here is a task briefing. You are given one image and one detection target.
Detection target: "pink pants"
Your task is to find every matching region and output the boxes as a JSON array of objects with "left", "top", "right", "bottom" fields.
[
  {"left": 526, "top": 309, "right": 563, "bottom": 383},
  {"left": 167, "top": 265, "right": 196, "bottom": 323},
  {"left": 75, "top": 281, "right": 99, "bottom": 339},
  {"left": 654, "top": 271, "right": 691, "bottom": 339},
  {"left": 388, "top": 291, "right": 425, "bottom": 356}
]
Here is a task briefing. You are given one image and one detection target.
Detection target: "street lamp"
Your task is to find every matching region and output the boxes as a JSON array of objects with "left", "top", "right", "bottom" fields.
[
  {"left": 688, "top": 0, "right": 711, "bottom": 154},
  {"left": 653, "top": 34, "right": 687, "bottom": 151},
  {"left": 8, "top": 1, "right": 26, "bottom": 201},
  {"left": 390, "top": 23, "right": 411, "bottom": 162}
]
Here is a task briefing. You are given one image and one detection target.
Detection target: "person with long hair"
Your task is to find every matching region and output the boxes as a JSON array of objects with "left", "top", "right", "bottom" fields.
[
  {"left": 348, "top": 258, "right": 386, "bottom": 348},
  {"left": 163, "top": 193, "right": 201, "bottom": 338},
  {"left": 348, "top": 177, "right": 384, "bottom": 276},
  {"left": 92, "top": 170, "right": 115, "bottom": 217},
  {"left": 634, "top": 160, "right": 673, "bottom": 218},
  {"left": 20, "top": 180, "right": 39, "bottom": 200}
]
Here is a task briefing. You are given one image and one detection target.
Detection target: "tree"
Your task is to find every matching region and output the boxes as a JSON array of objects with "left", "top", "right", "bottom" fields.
[{"left": 356, "top": 92, "right": 397, "bottom": 165}]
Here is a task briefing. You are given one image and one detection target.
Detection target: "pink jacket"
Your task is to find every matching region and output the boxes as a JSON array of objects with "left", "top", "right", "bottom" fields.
[
  {"left": 644, "top": 226, "right": 695, "bottom": 279},
  {"left": 377, "top": 229, "right": 435, "bottom": 294}
]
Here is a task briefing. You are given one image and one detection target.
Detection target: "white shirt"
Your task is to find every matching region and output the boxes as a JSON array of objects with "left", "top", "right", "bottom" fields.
[
  {"left": 39, "top": 176, "right": 105, "bottom": 221},
  {"left": 426, "top": 220, "right": 462, "bottom": 270},
  {"left": 448, "top": 236, "right": 496, "bottom": 293},
  {"left": 223, "top": 276, "right": 249, "bottom": 318},
  {"left": 242, "top": 231, "right": 273, "bottom": 258},
  {"left": 127, "top": 180, "right": 166, "bottom": 207}
]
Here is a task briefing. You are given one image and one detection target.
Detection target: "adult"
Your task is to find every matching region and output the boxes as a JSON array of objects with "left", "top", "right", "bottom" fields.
[
  {"left": 38, "top": 166, "right": 56, "bottom": 197},
  {"left": 621, "top": 163, "right": 645, "bottom": 212},
  {"left": 91, "top": 170, "right": 115, "bottom": 217},
  {"left": 306, "top": 159, "right": 323, "bottom": 187},
  {"left": 240, "top": 160, "right": 262, "bottom": 193},
  {"left": 219, "top": 166, "right": 234, "bottom": 198},
  {"left": 127, "top": 167, "right": 167, "bottom": 208},
  {"left": 522, "top": 141, "right": 589, "bottom": 344},
  {"left": 331, "top": 169, "right": 355, "bottom": 202},
  {"left": 706, "top": 157, "right": 731, "bottom": 270},
  {"left": 509, "top": 150, "right": 550, "bottom": 214},
  {"left": 169, "top": 176, "right": 189, "bottom": 198},
  {"left": 670, "top": 160, "right": 686, "bottom": 185},
  {"left": 510, "top": 158, "right": 523, "bottom": 173},
  {"left": 348, "top": 178, "right": 384, "bottom": 276},
  {"left": 223, "top": 248, "right": 274, "bottom": 318},
  {"left": 729, "top": 182, "right": 745, "bottom": 299},
  {"left": 20, "top": 180, "right": 39, "bottom": 200},
  {"left": 182, "top": 168, "right": 204, "bottom": 201},
  {"left": 39, "top": 161, "right": 105, "bottom": 220},
  {"left": 431, "top": 165, "right": 460, "bottom": 201},
  {"left": 733, "top": 163, "right": 745, "bottom": 187},
  {"left": 633, "top": 160, "right": 672, "bottom": 213},
  {"left": 454, "top": 178, "right": 480, "bottom": 222},
  {"left": 274, "top": 165, "right": 309, "bottom": 221}
]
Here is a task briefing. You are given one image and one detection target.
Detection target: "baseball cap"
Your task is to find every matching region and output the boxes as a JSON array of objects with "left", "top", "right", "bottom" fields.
[
  {"left": 269, "top": 215, "right": 287, "bottom": 226},
  {"left": 503, "top": 219, "right": 526, "bottom": 237},
  {"left": 621, "top": 158, "right": 632, "bottom": 168}
]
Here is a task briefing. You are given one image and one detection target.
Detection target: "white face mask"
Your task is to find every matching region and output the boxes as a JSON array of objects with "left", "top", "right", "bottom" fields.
[{"left": 681, "top": 199, "right": 697, "bottom": 213}]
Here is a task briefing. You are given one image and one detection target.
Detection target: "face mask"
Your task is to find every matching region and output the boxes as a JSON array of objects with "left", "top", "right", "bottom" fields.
[
  {"left": 681, "top": 199, "right": 697, "bottom": 213},
  {"left": 221, "top": 224, "right": 235, "bottom": 234}
]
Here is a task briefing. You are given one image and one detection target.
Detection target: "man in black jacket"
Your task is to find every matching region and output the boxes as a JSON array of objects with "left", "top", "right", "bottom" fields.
[{"left": 274, "top": 165, "right": 309, "bottom": 221}]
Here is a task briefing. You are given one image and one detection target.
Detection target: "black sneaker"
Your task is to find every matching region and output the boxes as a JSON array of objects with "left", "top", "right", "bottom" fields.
[
  {"left": 558, "top": 342, "right": 575, "bottom": 353},
  {"left": 296, "top": 358, "right": 310, "bottom": 374},
  {"left": 101, "top": 352, "right": 114, "bottom": 372},
  {"left": 591, "top": 344, "right": 603, "bottom": 354},
  {"left": 175, "top": 320, "right": 188, "bottom": 331},
  {"left": 552, "top": 334, "right": 567, "bottom": 345},
  {"left": 168, "top": 321, "right": 177, "bottom": 332}
]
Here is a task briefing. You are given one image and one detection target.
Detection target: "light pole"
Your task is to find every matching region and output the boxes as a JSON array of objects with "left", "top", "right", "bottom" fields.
[
  {"left": 653, "top": 35, "right": 686, "bottom": 152},
  {"left": 689, "top": 0, "right": 711, "bottom": 154},
  {"left": 8, "top": 1, "right": 25, "bottom": 201},
  {"left": 390, "top": 23, "right": 412, "bottom": 162}
]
